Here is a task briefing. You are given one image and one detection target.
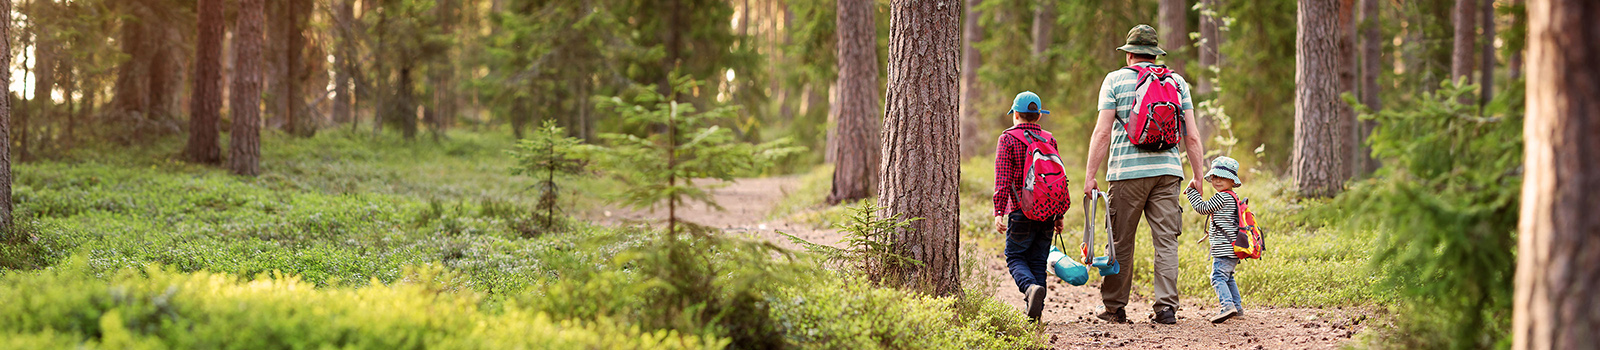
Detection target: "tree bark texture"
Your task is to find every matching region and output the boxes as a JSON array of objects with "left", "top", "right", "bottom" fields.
[
  {"left": 1031, "top": 0, "right": 1052, "bottom": 60},
  {"left": 1514, "top": 0, "right": 1600, "bottom": 348},
  {"left": 1452, "top": 0, "right": 1477, "bottom": 84},
  {"left": 333, "top": 0, "right": 355, "bottom": 125},
  {"left": 1357, "top": 0, "right": 1381, "bottom": 174},
  {"left": 959, "top": 0, "right": 983, "bottom": 157},
  {"left": 879, "top": 0, "right": 962, "bottom": 296},
  {"left": 230, "top": 0, "right": 265, "bottom": 177},
  {"left": 1337, "top": 0, "right": 1358, "bottom": 179},
  {"left": 0, "top": 0, "right": 14, "bottom": 231},
  {"left": 828, "top": 0, "right": 881, "bottom": 205},
  {"left": 112, "top": 0, "right": 186, "bottom": 125},
  {"left": 1159, "top": 0, "right": 1187, "bottom": 74},
  {"left": 1293, "top": 0, "right": 1350, "bottom": 198},
  {"left": 285, "top": 0, "right": 310, "bottom": 135},
  {"left": 1198, "top": 0, "right": 1222, "bottom": 95},
  {"left": 1479, "top": 0, "right": 1495, "bottom": 106},
  {"left": 185, "top": 0, "right": 224, "bottom": 164}
]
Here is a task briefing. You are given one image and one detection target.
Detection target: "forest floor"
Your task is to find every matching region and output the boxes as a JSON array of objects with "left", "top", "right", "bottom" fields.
[{"left": 590, "top": 175, "right": 1371, "bottom": 350}]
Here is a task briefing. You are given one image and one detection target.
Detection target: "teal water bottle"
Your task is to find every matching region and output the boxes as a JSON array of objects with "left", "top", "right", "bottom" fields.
[{"left": 1049, "top": 246, "right": 1089, "bottom": 286}]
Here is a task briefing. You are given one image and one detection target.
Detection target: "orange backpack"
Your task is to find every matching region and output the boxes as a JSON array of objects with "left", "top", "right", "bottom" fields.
[{"left": 1222, "top": 190, "right": 1264, "bottom": 259}]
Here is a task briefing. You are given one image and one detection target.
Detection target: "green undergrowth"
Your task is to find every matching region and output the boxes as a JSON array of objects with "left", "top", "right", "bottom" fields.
[
  {"left": 959, "top": 157, "right": 1386, "bottom": 308},
  {"left": 0, "top": 131, "right": 1042, "bottom": 349}
]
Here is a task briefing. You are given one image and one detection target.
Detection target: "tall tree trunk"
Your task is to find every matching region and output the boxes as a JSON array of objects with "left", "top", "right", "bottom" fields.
[
  {"left": 1031, "top": 0, "right": 1052, "bottom": 60},
  {"left": 429, "top": 0, "right": 456, "bottom": 141},
  {"left": 1452, "top": 0, "right": 1478, "bottom": 84},
  {"left": 1509, "top": 0, "right": 1524, "bottom": 81},
  {"left": 1198, "top": 0, "right": 1222, "bottom": 95},
  {"left": 1196, "top": 0, "right": 1223, "bottom": 140},
  {"left": 1514, "top": 0, "right": 1600, "bottom": 347},
  {"left": 1159, "top": 0, "right": 1187, "bottom": 74},
  {"left": 1338, "top": 0, "right": 1358, "bottom": 179},
  {"left": 0, "top": 0, "right": 13, "bottom": 232},
  {"left": 1356, "top": 0, "right": 1381, "bottom": 175},
  {"left": 333, "top": 0, "right": 355, "bottom": 125},
  {"left": 959, "top": 0, "right": 983, "bottom": 158},
  {"left": 28, "top": 23, "right": 50, "bottom": 162},
  {"left": 880, "top": 0, "right": 961, "bottom": 296},
  {"left": 1293, "top": 0, "right": 1350, "bottom": 198},
  {"left": 229, "top": 0, "right": 265, "bottom": 177},
  {"left": 397, "top": 66, "right": 417, "bottom": 139},
  {"left": 1478, "top": 0, "right": 1495, "bottom": 107},
  {"left": 285, "top": 0, "right": 310, "bottom": 136},
  {"left": 828, "top": 0, "right": 881, "bottom": 205},
  {"left": 186, "top": 0, "right": 224, "bottom": 164}
]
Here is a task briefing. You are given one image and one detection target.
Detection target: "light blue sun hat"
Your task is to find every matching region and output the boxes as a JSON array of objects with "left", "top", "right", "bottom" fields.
[{"left": 1206, "top": 156, "right": 1243, "bottom": 186}]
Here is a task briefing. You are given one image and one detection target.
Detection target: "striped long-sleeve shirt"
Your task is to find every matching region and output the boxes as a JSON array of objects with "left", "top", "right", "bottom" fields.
[{"left": 1185, "top": 187, "right": 1238, "bottom": 258}]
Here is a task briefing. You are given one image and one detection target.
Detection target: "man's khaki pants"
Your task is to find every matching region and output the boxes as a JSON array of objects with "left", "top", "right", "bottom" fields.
[{"left": 1100, "top": 175, "right": 1183, "bottom": 311}]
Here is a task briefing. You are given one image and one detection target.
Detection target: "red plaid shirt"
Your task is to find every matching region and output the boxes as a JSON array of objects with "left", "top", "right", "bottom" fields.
[{"left": 993, "top": 123, "right": 1058, "bottom": 216}]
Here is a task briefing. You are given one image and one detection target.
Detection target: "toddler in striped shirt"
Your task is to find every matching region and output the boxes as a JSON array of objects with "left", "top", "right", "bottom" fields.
[{"left": 1183, "top": 156, "right": 1246, "bottom": 323}]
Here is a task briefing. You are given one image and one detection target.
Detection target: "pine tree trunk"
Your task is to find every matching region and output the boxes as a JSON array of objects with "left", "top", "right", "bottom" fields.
[
  {"left": 1198, "top": 0, "right": 1222, "bottom": 95},
  {"left": 1509, "top": 0, "right": 1524, "bottom": 81},
  {"left": 185, "top": 0, "right": 224, "bottom": 164},
  {"left": 1159, "top": 0, "right": 1187, "bottom": 73},
  {"left": 28, "top": 21, "right": 50, "bottom": 162},
  {"left": 0, "top": 0, "right": 13, "bottom": 232},
  {"left": 1031, "top": 0, "right": 1052, "bottom": 60},
  {"left": 1478, "top": 0, "right": 1495, "bottom": 106},
  {"left": 229, "top": 0, "right": 265, "bottom": 177},
  {"left": 880, "top": 0, "right": 961, "bottom": 296},
  {"left": 1293, "top": 0, "right": 1350, "bottom": 198},
  {"left": 1452, "top": 0, "right": 1477, "bottom": 84},
  {"left": 284, "top": 0, "right": 309, "bottom": 136},
  {"left": 827, "top": 0, "right": 881, "bottom": 205},
  {"left": 959, "top": 0, "right": 983, "bottom": 158},
  {"left": 1337, "top": 0, "right": 1358, "bottom": 179},
  {"left": 1357, "top": 0, "right": 1381, "bottom": 174},
  {"left": 333, "top": 0, "right": 355, "bottom": 125},
  {"left": 1514, "top": 0, "right": 1600, "bottom": 348}
]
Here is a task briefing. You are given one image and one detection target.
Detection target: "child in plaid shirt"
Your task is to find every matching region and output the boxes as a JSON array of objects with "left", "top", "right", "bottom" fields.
[
  {"left": 1183, "top": 156, "right": 1246, "bottom": 323},
  {"left": 992, "top": 91, "right": 1066, "bottom": 322}
]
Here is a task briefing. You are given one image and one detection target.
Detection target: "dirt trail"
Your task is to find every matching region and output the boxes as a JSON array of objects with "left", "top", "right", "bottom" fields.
[{"left": 594, "top": 176, "right": 1369, "bottom": 349}]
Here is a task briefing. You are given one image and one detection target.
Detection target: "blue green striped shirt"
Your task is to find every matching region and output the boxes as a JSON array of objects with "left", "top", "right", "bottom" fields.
[{"left": 1096, "top": 62, "right": 1193, "bottom": 181}]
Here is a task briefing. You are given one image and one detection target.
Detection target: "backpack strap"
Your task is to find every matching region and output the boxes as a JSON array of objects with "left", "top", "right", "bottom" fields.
[{"left": 1221, "top": 190, "right": 1242, "bottom": 227}]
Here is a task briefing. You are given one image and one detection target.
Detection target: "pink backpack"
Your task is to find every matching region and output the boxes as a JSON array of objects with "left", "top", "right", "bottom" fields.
[
  {"left": 1004, "top": 128, "right": 1070, "bottom": 221},
  {"left": 1119, "top": 65, "right": 1186, "bottom": 151}
]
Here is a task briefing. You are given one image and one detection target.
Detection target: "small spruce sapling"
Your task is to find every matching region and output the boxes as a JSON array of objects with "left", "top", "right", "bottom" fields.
[
  {"left": 596, "top": 73, "right": 802, "bottom": 235},
  {"left": 509, "top": 120, "right": 589, "bottom": 236}
]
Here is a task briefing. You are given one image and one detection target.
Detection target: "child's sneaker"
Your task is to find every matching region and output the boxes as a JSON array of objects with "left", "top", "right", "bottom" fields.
[
  {"left": 1209, "top": 305, "right": 1239, "bottom": 323},
  {"left": 1025, "top": 284, "right": 1046, "bottom": 322}
]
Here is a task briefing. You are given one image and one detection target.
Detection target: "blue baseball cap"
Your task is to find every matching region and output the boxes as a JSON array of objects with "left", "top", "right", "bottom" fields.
[{"left": 1010, "top": 91, "right": 1050, "bottom": 115}]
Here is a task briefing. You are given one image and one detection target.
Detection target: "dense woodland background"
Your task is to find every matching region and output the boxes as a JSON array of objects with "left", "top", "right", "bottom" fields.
[
  {"left": 0, "top": 0, "right": 1591, "bottom": 349},
  {"left": 2, "top": 0, "right": 1516, "bottom": 176}
]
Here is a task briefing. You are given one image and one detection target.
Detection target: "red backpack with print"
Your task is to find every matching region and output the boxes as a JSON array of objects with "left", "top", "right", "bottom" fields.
[
  {"left": 1118, "top": 65, "right": 1186, "bottom": 151},
  {"left": 1004, "top": 128, "right": 1070, "bottom": 221}
]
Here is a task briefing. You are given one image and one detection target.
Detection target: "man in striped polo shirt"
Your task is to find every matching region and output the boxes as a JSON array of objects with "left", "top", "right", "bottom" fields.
[{"left": 1082, "top": 24, "right": 1207, "bottom": 325}]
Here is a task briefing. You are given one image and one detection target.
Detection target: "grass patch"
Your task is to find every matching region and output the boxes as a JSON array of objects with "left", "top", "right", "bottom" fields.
[{"left": 0, "top": 131, "right": 1043, "bottom": 349}]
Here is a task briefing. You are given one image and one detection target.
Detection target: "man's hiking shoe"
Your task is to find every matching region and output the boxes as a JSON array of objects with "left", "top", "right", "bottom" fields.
[
  {"left": 1096, "top": 307, "right": 1128, "bottom": 323},
  {"left": 1152, "top": 306, "right": 1177, "bottom": 324},
  {"left": 1210, "top": 306, "right": 1239, "bottom": 323},
  {"left": 1024, "top": 285, "right": 1046, "bottom": 322}
]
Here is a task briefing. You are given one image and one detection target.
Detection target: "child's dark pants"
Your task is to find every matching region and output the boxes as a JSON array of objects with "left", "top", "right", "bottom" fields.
[{"left": 1004, "top": 211, "right": 1054, "bottom": 294}]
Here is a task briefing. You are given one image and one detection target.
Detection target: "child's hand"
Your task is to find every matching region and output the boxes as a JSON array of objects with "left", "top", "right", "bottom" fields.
[
  {"left": 1053, "top": 218, "right": 1064, "bottom": 233},
  {"left": 1188, "top": 179, "right": 1204, "bottom": 193},
  {"left": 994, "top": 215, "right": 1007, "bottom": 234}
]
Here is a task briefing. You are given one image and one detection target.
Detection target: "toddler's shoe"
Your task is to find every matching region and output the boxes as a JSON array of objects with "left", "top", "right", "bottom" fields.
[{"left": 1209, "top": 305, "right": 1239, "bottom": 323}]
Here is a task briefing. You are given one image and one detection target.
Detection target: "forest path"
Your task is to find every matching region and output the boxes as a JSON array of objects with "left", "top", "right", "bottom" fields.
[{"left": 590, "top": 176, "right": 1368, "bottom": 349}]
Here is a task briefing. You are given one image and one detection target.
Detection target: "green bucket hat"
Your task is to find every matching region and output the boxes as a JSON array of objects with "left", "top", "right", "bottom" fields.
[
  {"left": 1206, "top": 156, "right": 1243, "bottom": 187},
  {"left": 1116, "top": 24, "right": 1167, "bottom": 56}
]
